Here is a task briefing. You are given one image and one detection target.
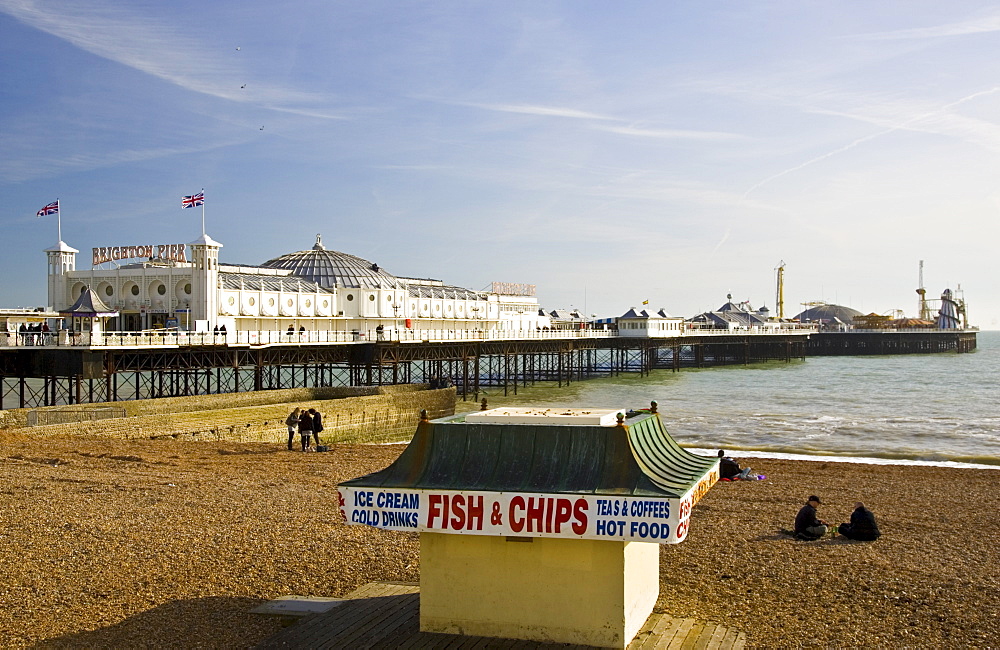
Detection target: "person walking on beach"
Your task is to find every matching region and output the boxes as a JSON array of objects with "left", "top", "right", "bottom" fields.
[
  {"left": 794, "top": 495, "right": 829, "bottom": 541},
  {"left": 308, "top": 408, "right": 323, "bottom": 447},
  {"left": 838, "top": 502, "right": 881, "bottom": 541},
  {"left": 285, "top": 407, "right": 300, "bottom": 451},
  {"left": 298, "top": 407, "right": 314, "bottom": 451},
  {"left": 717, "top": 449, "right": 754, "bottom": 480}
]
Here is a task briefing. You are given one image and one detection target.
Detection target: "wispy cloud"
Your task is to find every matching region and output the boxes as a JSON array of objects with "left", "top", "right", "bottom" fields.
[
  {"left": 596, "top": 124, "right": 745, "bottom": 141},
  {"left": 852, "top": 12, "right": 1000, "bottom": 40},
  {"left": 451, "top": 101, "right": 618, "bottom": 121},
  {"left": 709, "top": 226, "right": 731, "bottom": 255},
  {"left": 0, "top": 0, "right": 340, "bottom": 114},
  {"left": 744, "top": 86, "right": 1000, "bottom": 196},
  {"left": 0, "top": 134, "right": 249, "bottom": 183},
  {"left": 373, "top": 164, "right": 450, "bottom": 171}
]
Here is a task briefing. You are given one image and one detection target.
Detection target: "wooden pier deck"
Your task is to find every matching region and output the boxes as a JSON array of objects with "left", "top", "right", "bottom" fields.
[{"left": 257, "top": 582, "right": 747, "bottom": 649}]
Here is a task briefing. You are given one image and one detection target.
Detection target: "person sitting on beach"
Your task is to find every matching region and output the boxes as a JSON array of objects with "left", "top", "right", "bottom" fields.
[
  {"left": 838, "top": 502, "right": 881, "bottom": 541},
  {"left": 717, "top": 450, "right": 754, "bottom": 480},
  {"left": 794, "top": 495, "right": 829, "bottom": 541},
  {"left": 285, "top": 407, "right": 300, "bottom": 451},
  {"left": 298, "top": 407, "right": 314, "bottom": 451}
]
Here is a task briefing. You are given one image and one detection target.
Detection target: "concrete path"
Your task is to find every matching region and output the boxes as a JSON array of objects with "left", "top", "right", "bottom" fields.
[{"left": 257, "top": 581, "right": 747, "bottom": 649}]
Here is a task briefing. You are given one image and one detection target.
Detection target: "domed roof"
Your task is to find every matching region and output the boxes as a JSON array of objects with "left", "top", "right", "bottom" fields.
[
  {"left": 261, "top": 235, "right": 402, "bottom": 289},
  {"left": 794, "top": 303, "right": 863, "bottom": 324}
]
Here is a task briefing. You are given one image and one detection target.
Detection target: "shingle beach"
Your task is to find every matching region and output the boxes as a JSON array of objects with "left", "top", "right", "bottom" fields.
[{"left": 1, "top": 433, "right": 994, "bottom": 648}]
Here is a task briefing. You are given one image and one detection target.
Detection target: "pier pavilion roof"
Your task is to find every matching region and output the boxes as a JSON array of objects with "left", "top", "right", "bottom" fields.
[
  {"left": 406, "top": 284, "right": 483, "bottom": 300},
  {"left": 59, "top": 287, "right": 117, "bottom": 317},
  {"left": 794, "top": 303, "right": 862, "bottom": 324},
  {"left": 261, "top": 234, "right": 404, "bottom": 290},
  {"left": 686, "top": 310, "right": 766, "bottom": 328},
  {"left": 218, "top": 272, "right": 333, "bottom": 294}
]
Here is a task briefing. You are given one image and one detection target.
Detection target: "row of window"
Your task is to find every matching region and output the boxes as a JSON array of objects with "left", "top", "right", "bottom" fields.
[
  {"left": 621, "top": 321, "right": 682, "bottom": 329},
  {"left": 95, "top": 283, "right": 192, "bottom": 297},
  {"left": 226, "top": 296, "right": 331, "bottom": 309},
  {"left": 238, "top": 291, "right": 493, "bottom": 317}
]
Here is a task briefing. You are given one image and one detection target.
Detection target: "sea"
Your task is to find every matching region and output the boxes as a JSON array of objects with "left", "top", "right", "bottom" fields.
[{"left": 455, "top": 330, "right": 1000, "bottom": 470}]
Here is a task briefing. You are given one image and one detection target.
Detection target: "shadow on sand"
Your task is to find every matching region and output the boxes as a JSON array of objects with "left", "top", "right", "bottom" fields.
[{"left": 33, "top": 596, "right": 283, "bottom": 649}]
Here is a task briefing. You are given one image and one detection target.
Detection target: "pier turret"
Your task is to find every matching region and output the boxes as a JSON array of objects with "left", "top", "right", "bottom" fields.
[
  {"left": 188, "top": 234, "right": 222, "bottom": 328},
  {"left": 45, "top": 240, "right": 79, "bottom": 311}
]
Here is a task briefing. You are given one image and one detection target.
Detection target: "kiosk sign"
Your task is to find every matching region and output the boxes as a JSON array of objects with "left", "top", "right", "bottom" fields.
[{"left": 337, "top": 483, "right": 713, "bottom": 544}]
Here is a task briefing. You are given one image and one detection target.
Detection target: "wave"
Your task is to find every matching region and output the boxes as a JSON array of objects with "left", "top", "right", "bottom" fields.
[{"left": 684, "top": 447, "right": 1000, "bottom": 470}]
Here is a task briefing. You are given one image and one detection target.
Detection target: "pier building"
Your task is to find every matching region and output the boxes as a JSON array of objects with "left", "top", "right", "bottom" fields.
[
  {"left": 46, "top": 233, "right": 545, "bottom": 335},
  {"left": 616, "top": 307, "right": 684, "bottom": 337}
]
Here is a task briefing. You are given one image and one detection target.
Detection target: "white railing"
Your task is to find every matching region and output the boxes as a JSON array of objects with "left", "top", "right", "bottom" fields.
[
  {"left": 0, "top": 327, "right": 618, "bottom": 348},
  {"left": 4, "top": 323, "right": 976, "bottom": 349},
  {"left": 832, "top": 327, "right": 979, "bottom": 334},
  {"left": 686, "top": 325, "right": 819, "bottom": 335}
]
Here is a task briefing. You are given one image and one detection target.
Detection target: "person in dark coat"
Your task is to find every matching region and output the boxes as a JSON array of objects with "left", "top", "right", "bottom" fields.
[
  {"left": 794, "top": 495, "right": 828, "bottom": 540},
  {"left": 838, "top": 502, "right": 881, "bottom": 541},
  {"left": 308, "top": 408, "right": 323, "bottom": 447},
  {"left": 297, "top": 408, "right": 314, "bottom": 451},
  {"left": 284, "top": 407, "right": 300, "bottom": 451},
  {"left": 717, "top": 449, "right": 754, "bottom": 480}
]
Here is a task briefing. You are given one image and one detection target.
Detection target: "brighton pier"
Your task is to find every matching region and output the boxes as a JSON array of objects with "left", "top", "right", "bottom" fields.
[
  {"left": 0, "top": 324, "right": 978, "bottom": 409},
  {"left": 0, "top": 230, "right": 976, "bottom": 408}
]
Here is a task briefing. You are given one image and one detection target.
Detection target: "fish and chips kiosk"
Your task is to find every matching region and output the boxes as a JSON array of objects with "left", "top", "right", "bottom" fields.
[{"left": 337, "top": 405, "right": 718, "bottom": 647}]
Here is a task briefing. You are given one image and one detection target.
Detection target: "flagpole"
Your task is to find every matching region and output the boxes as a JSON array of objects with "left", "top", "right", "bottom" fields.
[
  {"left": 57, "top": 198, "right": 62, "bottom": 242},
  {"left": 201, "top": 188, "right": 205, "bottom": 236}
]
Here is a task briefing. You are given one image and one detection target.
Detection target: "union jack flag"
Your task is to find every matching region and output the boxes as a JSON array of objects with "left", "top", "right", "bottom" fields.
[
  {"left": 36, "top": 201, "right": 59, "bottom": 217},
  {"left": 182, "top": 191, "right": 204, "bottom": 209}
]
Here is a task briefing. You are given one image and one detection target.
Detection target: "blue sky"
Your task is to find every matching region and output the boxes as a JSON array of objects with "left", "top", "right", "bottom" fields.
[{"left": 3, "top": 1, "right": 999, "bottom": 327}]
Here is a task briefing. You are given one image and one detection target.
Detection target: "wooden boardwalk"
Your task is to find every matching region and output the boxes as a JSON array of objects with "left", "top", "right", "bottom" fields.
[{"left": 257, "top": 582, "right": 746, "bottom": 649}]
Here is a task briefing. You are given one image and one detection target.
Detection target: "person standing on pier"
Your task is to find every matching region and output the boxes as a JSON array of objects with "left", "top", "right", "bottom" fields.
[
  {"left": 298, "top": 407, "right": 314, "bottom": 451},
  {"left": 285, "top": 407, "right": 300, "bottom": 451}
]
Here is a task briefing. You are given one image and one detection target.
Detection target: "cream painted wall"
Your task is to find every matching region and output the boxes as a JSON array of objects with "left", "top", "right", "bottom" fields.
[{"left": 419, "top": 532, "right": 659, "bottom": 647}]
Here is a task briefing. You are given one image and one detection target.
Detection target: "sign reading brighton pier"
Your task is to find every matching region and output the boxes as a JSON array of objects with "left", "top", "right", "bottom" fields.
[
  {"left": 92, "top": 244, "right": 187, "bottom": 266},
  {"left": 338, "top": 470, "right": 716, "bottom": 544},
  {"left": 490, "top": 282, "right": 536, "bottom": 297}
]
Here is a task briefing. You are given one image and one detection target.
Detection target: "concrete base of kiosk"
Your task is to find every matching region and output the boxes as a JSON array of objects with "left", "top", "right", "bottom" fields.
[{"left": 419, "top": 532, "right": 659, "bottom": 648}]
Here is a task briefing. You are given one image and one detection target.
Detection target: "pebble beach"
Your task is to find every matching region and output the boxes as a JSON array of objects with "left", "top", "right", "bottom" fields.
[{"left": 1, "top": 432, "right": 995, "bottom": 648}]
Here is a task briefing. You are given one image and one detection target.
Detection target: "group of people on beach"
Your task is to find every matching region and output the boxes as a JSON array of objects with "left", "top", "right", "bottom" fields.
[
  {"left": 719, "top": 450, "right": 881, "bottom": 542},
  {"left": 794, "top": 495, "right": 881, "bottom": 541},
  {"left": 285, "top": 407, "right": 324, "bottom": 451}
]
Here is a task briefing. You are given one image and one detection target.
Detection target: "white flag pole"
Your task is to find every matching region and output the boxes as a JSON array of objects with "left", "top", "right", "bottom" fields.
[
  {"left": 201, "top": 188, "right": 206, "bottom": 236},
  {"left": 57, "top": 198, "right": 62, "bottom": 242}
]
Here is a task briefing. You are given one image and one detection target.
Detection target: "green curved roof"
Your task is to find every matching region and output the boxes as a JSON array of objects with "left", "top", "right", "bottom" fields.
[{"left": 340, "top": 411, "right": 717, "bottom": 498}]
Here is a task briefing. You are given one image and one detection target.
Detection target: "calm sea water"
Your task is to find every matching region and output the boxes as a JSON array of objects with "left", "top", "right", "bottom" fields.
[{"left": 456, "top": 330, "right": 1000, "bottom": 469}]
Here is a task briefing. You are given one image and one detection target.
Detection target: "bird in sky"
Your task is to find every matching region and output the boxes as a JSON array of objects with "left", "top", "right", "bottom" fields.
[
  {"left": 235, "top": 46, "right": 241, "bottom": 51},
  {"left": 259, "top": 126, "right": 264, "bottom": 130},
  {"left": 241, "top": 84, "right": 246, "bottom": 89}
]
